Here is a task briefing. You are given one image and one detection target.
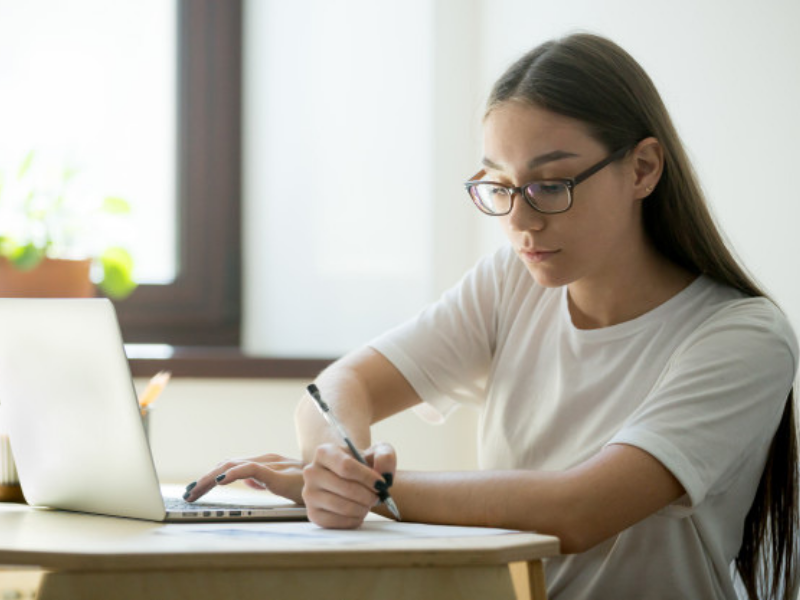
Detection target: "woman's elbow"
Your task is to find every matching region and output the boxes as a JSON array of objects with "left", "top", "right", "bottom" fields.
[
  {"left": 540, "top": 507, "right": 614, "bottom": 555},
  {"left": 554, "top": 527, "right": 605, "bottom": 554}
]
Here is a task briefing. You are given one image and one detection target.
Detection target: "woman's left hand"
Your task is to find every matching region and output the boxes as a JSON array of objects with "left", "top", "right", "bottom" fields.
[{"left": 302, "top": 441, "right": 397, "bottom": 529}]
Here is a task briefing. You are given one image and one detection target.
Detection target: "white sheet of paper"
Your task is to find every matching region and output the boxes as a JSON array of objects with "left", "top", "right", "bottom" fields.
[{"left": 156, "top": 520, "right": 521, "bottom": 547}]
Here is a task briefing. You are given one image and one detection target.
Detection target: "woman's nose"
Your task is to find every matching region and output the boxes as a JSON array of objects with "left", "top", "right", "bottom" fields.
[{"left": 507, "top": 192, "right": 546, "bottom": 232}]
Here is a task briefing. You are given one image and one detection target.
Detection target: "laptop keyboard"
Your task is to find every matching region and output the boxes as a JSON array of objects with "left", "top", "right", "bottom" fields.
[
  {"left": 165, "top": 497, "right": 218, "bottom": 511},
  {"left": 163, "top": 496, "right": 278, "bottom": 514}
]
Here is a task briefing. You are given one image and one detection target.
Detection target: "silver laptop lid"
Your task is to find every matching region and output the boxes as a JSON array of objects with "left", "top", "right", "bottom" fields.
[{"left": 0, "top": 298, "right": 166, "bottom": 521}]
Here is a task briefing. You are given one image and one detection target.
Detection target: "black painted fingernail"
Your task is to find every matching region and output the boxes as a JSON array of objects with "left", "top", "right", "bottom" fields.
[
  {"left": 374, "top": 479, "right": 388, "bottom": 493},
  {"left": 382, "top": 473, "right": 393, "bottom": 488},
  {"left": 185, "top": 481, "right": 197, "bottom": 492},
  {"left": 182, "top": 491, "right": 191, "bottom": 500},
  {"left": 216, "top": 473, "right": 227, "bottom": 483}
]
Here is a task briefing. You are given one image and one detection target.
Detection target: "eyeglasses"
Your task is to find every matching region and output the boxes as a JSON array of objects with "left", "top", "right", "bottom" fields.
[{"left": 464, "top": 144, "right": 633, "bottom": 216}]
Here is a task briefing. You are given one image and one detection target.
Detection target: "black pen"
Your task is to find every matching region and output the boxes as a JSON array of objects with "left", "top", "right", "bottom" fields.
[{"left": 306, "top": 384, "right": 401, "bottom": 521}]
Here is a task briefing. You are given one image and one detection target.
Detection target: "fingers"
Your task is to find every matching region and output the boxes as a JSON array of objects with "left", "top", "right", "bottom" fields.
[
  {"left": 182, "top": 443, "right": 399, "bottom": 531},
  {"left": 183, "top": 454, "right": 305, "bottom": 504},
  {"left": 302, "top": 442, "right": 397, "bottom": 529},
  {"left": 182, "top": 460, "right": 260, "bottom": 503},
  {"left": 364, "top": 441, "right": 397, "bottom": 487},
  {"left": 303, "top": 462, "right": 379, "bottom": 525},
  {"left": 243, "top": 478, "right": 268, "bottom": 490}
]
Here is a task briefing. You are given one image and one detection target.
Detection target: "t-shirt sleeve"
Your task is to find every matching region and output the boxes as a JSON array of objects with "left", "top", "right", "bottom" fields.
[
  {"left": 368, "top": 247, "right": 512, "bottom": 421},
  {"left": 609, "top": 298, "right": 799, "bottom": 510}
]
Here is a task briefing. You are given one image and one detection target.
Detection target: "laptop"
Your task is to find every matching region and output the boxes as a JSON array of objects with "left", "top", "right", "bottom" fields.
[{"left": 0, "top": 298, "right": 307, "bottom": 522}]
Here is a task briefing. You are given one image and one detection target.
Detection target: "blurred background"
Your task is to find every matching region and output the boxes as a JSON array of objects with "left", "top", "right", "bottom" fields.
[{"left": 0, "top": 0, "right": 798, "bottom": 480}]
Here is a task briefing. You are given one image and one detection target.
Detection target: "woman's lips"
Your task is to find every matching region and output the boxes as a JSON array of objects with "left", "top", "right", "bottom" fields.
[{"left": 520, "top": 248, "right": 560, "bottom": 263}]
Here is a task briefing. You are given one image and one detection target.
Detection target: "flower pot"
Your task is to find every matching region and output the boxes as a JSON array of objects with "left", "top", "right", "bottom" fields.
[{"left": 0, "top": 257, "right": 94, "bottom": 298}]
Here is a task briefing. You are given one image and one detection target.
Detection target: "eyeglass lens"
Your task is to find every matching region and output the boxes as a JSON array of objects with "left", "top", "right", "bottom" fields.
[{"left": 469, "top": 181, "right": 570, "bottom": 215}]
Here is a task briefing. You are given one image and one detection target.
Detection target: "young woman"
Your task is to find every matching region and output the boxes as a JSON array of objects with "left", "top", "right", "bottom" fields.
[{"left": 186, "top": 34, "right": 798, "bottom": 599}]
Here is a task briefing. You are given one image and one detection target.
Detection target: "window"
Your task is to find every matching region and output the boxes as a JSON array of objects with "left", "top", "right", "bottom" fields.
[{"left": 0, "top": 0, "right": 177, "bottom": 287}]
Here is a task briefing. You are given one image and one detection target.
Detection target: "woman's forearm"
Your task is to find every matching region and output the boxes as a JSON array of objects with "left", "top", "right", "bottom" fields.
[
  {"left": 379, "top": 444, "right": 685, "bottom": 554},
  {"left": 381, "top": 470, "right": 562, "bottom": 533}
]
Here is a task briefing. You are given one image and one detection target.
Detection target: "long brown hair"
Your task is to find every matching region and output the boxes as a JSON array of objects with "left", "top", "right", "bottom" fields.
[{"left": 487, "top": 33, "right": 798, "bottom": 599}]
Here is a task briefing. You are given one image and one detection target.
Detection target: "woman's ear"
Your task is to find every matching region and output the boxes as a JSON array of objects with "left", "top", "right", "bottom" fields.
[{"left": 631, "top": 137, "right": 663, "bottom": 200}]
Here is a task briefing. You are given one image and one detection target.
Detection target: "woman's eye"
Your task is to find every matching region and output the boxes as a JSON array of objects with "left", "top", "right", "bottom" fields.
[{"left": 536, "top": 183, "right": 564, "bottom": 195}]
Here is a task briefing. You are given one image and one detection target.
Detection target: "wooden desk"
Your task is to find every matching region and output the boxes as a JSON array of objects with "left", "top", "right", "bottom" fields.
[{"left": 0, "top": 503, "right": 559, "bottom": 600}]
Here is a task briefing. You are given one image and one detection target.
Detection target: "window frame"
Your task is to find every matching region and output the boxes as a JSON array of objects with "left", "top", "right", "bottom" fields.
[{"left": 114, "top": 0, "right": 242, "bottom": 347}]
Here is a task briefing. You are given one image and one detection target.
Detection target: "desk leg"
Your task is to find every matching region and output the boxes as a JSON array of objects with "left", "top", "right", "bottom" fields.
[
  {"left": 527, "top": 560, "right": 547, "bottom": 600},
  {"left": 509, "top": 560, "right": 548, "bottom": 600},
  {"left": 37, "top": 564, "right": 521, "bottom": 600}
]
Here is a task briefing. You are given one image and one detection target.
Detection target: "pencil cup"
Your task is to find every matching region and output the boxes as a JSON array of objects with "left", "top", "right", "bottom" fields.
[{"left": 0, "top": 431, "right": 23, "bottom": 503}]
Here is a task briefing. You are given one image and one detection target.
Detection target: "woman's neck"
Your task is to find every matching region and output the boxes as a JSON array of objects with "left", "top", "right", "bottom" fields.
[{"left": 566, "top": 246, "right": 696, "bottom": 330}]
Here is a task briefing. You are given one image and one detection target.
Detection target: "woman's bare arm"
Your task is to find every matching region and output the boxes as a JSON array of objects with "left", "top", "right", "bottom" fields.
[
  {"left": 295, "top": 346, "right": 422, "bottom": 462},
  {"left": 389, "top": 443, "right": 683, "bottom": 552}
]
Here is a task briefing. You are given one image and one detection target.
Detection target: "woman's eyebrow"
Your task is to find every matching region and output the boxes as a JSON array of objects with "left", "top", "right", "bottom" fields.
[
  {"left": 527, "top": 150, "right": 579, "bottom": 169},
  {"left": 481, "top": 150, "right": 580, "bottom": 172}
]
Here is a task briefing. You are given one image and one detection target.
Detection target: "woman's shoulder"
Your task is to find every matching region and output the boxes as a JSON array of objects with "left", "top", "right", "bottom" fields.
[
  {"left": 681, "top": 278, "right": 798, "bottom": 366},
  {"left": 695, "top": 278, "right": 793, "bottom": 330}
]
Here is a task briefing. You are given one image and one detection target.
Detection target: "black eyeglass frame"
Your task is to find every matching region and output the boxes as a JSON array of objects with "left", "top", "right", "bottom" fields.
[{"left": 464, "top": 143, "right": 634, "bottom": 216}]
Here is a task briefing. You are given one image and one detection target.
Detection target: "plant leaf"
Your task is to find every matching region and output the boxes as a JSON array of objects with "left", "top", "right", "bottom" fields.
[
  {"left": 9, "top": 243, "right": 45, "bottom": 271},
  {"left": 101, "top": 196, "right": 131, "bottom": 215},
  {"left": 98, "top": 246, "right": 137, "bottom": 299}
]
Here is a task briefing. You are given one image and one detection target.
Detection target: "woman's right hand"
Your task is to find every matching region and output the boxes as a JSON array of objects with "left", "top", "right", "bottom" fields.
[
  {"left": 183, "top": 453, "right": 306, "bottom": 505},
  {"left": 301, "top": 441, "right": 397, "bottom": 529}
]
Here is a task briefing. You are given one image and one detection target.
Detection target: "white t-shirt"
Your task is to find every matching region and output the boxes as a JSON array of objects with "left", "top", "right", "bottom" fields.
[{"left": 369, "top": 244, "right": 798, "bottom": 600}]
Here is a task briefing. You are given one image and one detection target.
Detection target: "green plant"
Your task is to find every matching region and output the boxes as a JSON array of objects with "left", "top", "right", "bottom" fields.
[{"left": 0, "top": 151, "right": 137, "bottom": 299}]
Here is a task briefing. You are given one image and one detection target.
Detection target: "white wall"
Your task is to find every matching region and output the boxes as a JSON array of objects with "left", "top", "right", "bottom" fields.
[
  {"left": 242, "top": 0, "right": 488, "bottom": 358},
  {"left": 242, "top": 1, "right": 436, "bottom": 358}
]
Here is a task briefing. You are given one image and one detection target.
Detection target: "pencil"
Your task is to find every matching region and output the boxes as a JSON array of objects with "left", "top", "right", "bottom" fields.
[{"left": 139, "top": 370, "right": 172, "bottom": 413}]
